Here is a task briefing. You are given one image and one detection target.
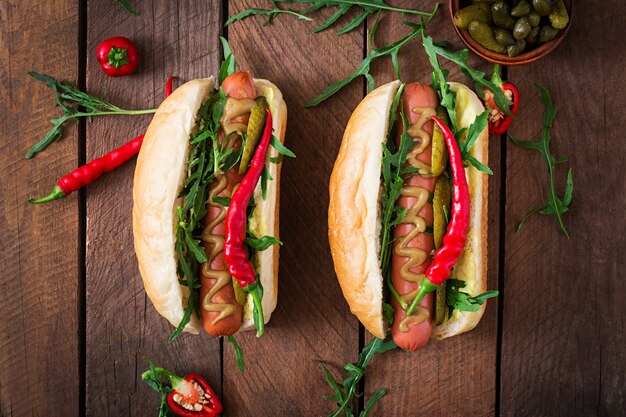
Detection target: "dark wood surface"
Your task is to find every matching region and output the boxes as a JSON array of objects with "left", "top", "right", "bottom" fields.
[{"left": 1, "top": 1, "right": 624, "bottom": 416}]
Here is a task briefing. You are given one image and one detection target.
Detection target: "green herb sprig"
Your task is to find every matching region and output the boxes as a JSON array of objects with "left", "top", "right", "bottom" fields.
[
  {"left": 319, "top": 337, "right": 397, "bottom": 417},
  {"left": 26, "top": 72, "right": 156, "bottom": 159},
  {"left": 445, "top": 279, "right": 499, "bottom": 318},
  {"left": 305, "top": 7, "right": 438, "bottom": 107},
  {"left": 227, "top": 0, "right": 435, "bottom": 34},
  {"left": 141, "top": 362, "right": 173, "bottom": 417},
  {"left": 226, "top": 335, "right": 245, "bottom": 373},
  {"left": 115, "top": 0, "right": 138, "bottom": 15},
  {"left": 509, "top": 84, "right": 573, "bottom": 237}
]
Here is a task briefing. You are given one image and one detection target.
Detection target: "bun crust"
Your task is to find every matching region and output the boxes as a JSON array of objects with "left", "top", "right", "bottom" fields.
[
  {"left": 329, "top": 81, "right": 488, "bottom": 341},
  {"left": 133, "top": 77, "right": 286, "bottom": 334},
  {"left": 328, "top": 81, "right": 401, "bottom": 339}
]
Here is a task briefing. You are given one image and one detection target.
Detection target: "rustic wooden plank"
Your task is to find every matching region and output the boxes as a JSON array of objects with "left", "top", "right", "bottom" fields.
[
  {"left": 84, "top": 2, "right": 223, "bottom": 416},
  {"left": 224, "top": 1, "right": 362, "bottom": 415},
  {"left": 501, "top": 0, "right": 626, "bottom": 415},
  {"left": 364, "top": 2, "right": 500, "bottom": 415},
  {"left": 0, "top": 1, "right": 81, "bottom": 417}
]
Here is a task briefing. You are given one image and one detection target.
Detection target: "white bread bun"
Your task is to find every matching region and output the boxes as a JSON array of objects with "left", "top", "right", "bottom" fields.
[
  {"left": 133, "top": 77, "right": 287, "bottom": 334},
  {"left": 328, "top": 80, "right": 488, "bottom": 341}
]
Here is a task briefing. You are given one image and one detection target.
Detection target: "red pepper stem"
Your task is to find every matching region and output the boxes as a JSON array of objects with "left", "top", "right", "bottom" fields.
[
  {"left": 405, "top": 277, "right": 438, "bottom": 317},
  {"left": 28, "top": 185, "right": 67, "bottom": 204},
  {"left": 107, "top": 47, "right": 129, "bottom": 69}
]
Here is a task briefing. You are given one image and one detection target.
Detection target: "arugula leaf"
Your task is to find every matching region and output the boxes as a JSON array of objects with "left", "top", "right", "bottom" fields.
[
  {"left": 219, "top": 37, "right": 237, "bottom": 84},
  {"left": 422, "top": 38, "right": 512, "bottom": 117},
  {"left": 26, "top": 72, "right": 155, "bottom": 158},
  {"left": 305, "top": 6, "right": 439, "bottom": 107},
  {"left": 226, "top": 1, "right": 313, "bottom": 27},
  {"left": 446, "top": 279, "right": 498, "bottom": 318},
  {"left": 509, "top": 84, "right": 573, "bottom": 237},
  {"left": 246, "top": 235, "right": 283, "bottom": 251},
  {"left": 227, "top": 0, "right": 436, "bottom": 34},
  {"left": 212, "top": 196, "right": 231, "bottom": 207},
  {"left": 320, "top": 337, "right": 397, "bottom": 417},
  {"left": 226, "top": 335, "right": 245, "bottom": 373},
  {"left": 115, "top": 0, "right": 139, "bottom": 15},
  {"left": 271, "top": 135, "right": 296, "bottom": 157},
  {"left": 422, "top": 35, "right": 458, "bottom": 132},
  {"left": 141, "top": 362, "right": 173, "bottom": 417}
]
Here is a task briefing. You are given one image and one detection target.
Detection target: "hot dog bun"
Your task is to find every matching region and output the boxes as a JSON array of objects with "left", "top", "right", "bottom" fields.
[
  {"left": 133, "top": 77, "right": 287, "bottom": 334},
  {"left": 328, "top": 80, "right": 488, "bottom": 341}
]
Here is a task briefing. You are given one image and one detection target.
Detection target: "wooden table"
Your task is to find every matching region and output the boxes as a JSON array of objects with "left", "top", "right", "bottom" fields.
[{"left": 1, "top": 1, "right": 624, "bottom": 416}]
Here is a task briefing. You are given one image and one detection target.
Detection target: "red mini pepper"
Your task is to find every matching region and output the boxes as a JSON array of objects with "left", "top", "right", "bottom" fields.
[
  {"left": 223, "top": 109, "right": 273, "bottom": 337},
  {"left": 484, "top": 65, "right": 519, "bottom": 135},
  {"left": 405, "top": 116, "right": 470, "bottom": 316},
  {"left": 29, "top": 134, "right": 144, "bottom": 204},
  {"left": 96, "top": 36, "right": 140, "bottom": 77},
  {"left": 142, "top": 366, "right": 222, "bottom": 417}
]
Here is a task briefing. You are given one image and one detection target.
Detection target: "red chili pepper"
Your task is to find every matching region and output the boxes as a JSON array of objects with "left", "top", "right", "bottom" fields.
[
  {"left": 484, "top": 66, "right": 519, "bottom": 135},
  {"left": 166, "top": 76, "right": 175, "bottom": 98},
  {"left": 405, "top": 116, "right": 470, "bottom": 316},
  {"left": 224, "top": 109, "right": 272, "bottom": 288},
  {"left": 223, "top": 109, "right": 273, "bottom": 338},
  {"left": 142, "top": 366, "right": 222, "bottom": 417},
  {"left": 96, "top": 36, "right": 140, "bottom": 77},
  {"left": 29, "top": 135, "right": 144, "bottom": 204}
]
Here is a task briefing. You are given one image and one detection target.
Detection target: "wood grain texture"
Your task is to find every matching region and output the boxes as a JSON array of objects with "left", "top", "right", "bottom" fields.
[
  {"left": 84, "top": 2, "right": 223, "bottom": 416},
  {"left": 364, "top": 2, "right": 499, "bottom": 416},
  {"left": 224, "top": 1, "right": 362, "bottom": 415},
  {"left": 0, "top": 2, "right": 81, "bottom": 417},
  {"left": 501, "top": 0, "right": 626, "bottom": 415}
]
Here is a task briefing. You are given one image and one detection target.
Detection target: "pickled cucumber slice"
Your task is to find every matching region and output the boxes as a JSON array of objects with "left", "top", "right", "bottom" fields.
[{"left": 238, "top": 96, "right": 269, "bottom": 175}]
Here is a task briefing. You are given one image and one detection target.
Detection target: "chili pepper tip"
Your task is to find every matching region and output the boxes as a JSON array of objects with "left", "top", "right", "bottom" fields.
[
  {"left": 28, "top": 186, "right": 67, "bottom": 204},
  {"left": 404, "top": 278, "right": 438, "bottom": 317}
]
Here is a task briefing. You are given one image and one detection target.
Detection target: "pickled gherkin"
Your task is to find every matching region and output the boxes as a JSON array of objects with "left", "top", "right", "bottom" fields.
[
  {"left": 491, "top": 1, "right": 516, "bottom": 30},
  {"left": 468, "top": 20, "right": 506, "bottom": 53},
  {"left": 511, "top": 0, "right": 531, "bottom": 17},
  {"left": 526, "top": 26, "right": 540, "bottom": 45},
  {"left": 433, "top": 175, "right": 452, "bottom": 326},
  {"left": 431, "top": 107, "right": 450, "bottom": 177},
  {"left": 495, "top": 29, "right": 516, "bottom": 47},
  {"left": 238, "top": 96, "right": 269, "bottom": 175},
  {"left": 507, "top": 39, "right": 526, "bottom": 57},
  {"left": 539, "top": 25, "right": 559, "bottom": 43},
  {"left": 528, "top": 11, "right": 541, "bottom": 26},
  {"left": 454, "top": 3, "right": 493, "bottom": 29},
  {"left": 549, "top": 0, "right": 569, "bottom": 29},
  {"left": 233, "top": 277, "right": 247, "bottom": 306},
  {"left": 513, "top": 16, "right": 531, "bottom": 39},
  {"left": 532, "top": 0, "right": 552, "bottom": 16}
]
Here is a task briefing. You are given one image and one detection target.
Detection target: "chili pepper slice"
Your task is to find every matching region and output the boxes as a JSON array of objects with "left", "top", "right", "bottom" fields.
[
  {"left": 223, "top": 109, "right": 273, "bottom": 337},
  {"left": 484, "top": 66, "right": 519, "bottom": 135},
  {"left": 405, "top": 116, "right": 470, "bottom": 317},
  {"left": 96, "top": 36, "right": 140, "bottom": 77},
  {"left": 29, "top": 134, "right": 144, "bottom": 204},
  {"left": 142, "top": 366, "right": 222, "bottom": 417},
  {"left": 166, "top": 76, "right": 175, "bottom": 98}
]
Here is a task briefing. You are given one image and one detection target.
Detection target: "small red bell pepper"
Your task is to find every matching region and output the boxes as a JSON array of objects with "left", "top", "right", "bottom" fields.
[
  {"left": 142, "top": 366, "right": 222, "bottom": 417},
  {"left": 483, "top": 65, "right": 519, "bottom": 135},
  {"left": 96, "top": 36, "right": 140, "bottom": 77}
]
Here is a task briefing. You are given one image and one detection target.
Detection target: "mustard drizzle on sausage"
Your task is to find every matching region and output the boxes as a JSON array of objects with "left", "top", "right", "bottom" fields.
[{"left": 395, "top": 106, "right": 437, "bottom": 332}]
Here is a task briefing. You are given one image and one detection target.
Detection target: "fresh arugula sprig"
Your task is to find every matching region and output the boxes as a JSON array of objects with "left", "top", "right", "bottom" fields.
[
  {"left": 26, "top": 72, "right": 156, "bottom": 159},
  {"left": 260, "top": 135, "right": 296, "bottom": 199},
  {"left": 115, "top": 0, "right": 139, "bottom": 15},
  {"left": 445, "top": 279, "right": 499, "bottom": 318},
  {"left": 305, "top": 5, "right": 438, "bottom": 107},
  {"left": 422, "top": 35, "right": 512, "bottom": 118},
  {"left": 226, "top": 0, "right": 313, "bottom": 27},
  {"left": 509, "top": 84, "right": 573, "bottom": 237},
  {"left": 226, "top": 335, "right": 245, "bottom": 373},
  {"left": 319, "top": 337, "right": 397, "bottom": 417},
  {"left": 422, "top": 35, "right": 492, "bottom": 174},
  {"left": 142, "top": 362, "right": 173, "bottom": 417},
  {"left": 227, "top": 0, "right": 435, "bottom": 35}
]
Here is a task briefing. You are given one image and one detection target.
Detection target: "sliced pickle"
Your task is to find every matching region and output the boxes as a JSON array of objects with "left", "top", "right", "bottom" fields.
[
  {"left": 431, "top": 107, "right": 450, "bottom": 177},
  {"left": 433, "top": 175, "right": 452, "bottom": 325},
  {"left": 238, "top": 96, "right": 269, "bottom": 175},
  {"left": 232, "top": 276, "right": 247, "bottom": 306}
]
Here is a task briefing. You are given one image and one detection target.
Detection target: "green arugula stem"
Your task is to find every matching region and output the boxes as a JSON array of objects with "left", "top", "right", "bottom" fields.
[
  {"left": 315, "top": 0, "right": 435, "bottom": 15},
  {"left": 248, "top": 285, "right": 265, "bottom": 338}
]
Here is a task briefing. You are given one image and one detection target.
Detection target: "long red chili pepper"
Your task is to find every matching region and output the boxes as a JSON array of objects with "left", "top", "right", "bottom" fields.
[
  {"left": 30, "top": 76, "right": 175, "bottom": 204},
  {"left": 405, "top": 116, "right": 470, "bottom": 316},
  {"left": 29, "top": 135, "right": 144, "bottom": 204},
  {"left": 223, "top": 109, "right": 273, "bottom": 338}
]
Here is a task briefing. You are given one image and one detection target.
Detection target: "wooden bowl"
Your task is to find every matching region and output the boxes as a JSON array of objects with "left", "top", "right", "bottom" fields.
[{"left": 449, "top": 0, "right": 572, "bottom": 65}]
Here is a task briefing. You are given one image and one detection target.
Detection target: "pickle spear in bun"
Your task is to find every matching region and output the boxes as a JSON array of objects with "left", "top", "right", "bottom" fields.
[
  {"left": 328, "top": 79, "right": 496, "bottom": 351},
  {"left": 133, "top": 46, "right": 290, "bottom": 343}
]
